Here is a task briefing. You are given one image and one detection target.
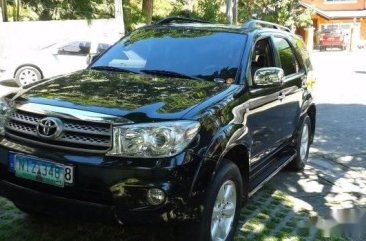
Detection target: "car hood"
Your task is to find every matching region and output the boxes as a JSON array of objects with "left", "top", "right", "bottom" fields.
[{"left": 17, "top": 70, "right": 231, "bottom": 122}]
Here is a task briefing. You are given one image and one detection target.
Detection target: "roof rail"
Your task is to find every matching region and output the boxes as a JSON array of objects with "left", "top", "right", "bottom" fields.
[
  {"left": 242, "top": 19, "right": 291, "bottom": 32},
  {"left": 156, "top": 16, "right": 209, "bottom": 25}
]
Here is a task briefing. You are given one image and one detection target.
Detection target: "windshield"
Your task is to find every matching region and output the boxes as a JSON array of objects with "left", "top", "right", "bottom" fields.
[{"left": 91, "top": 27, "right": 246, "bottom": 82}]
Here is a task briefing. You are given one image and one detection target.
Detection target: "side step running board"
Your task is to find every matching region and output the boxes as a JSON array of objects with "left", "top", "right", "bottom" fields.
[{"left": 248, "top": 150, "right": 297, "bottom": 197}]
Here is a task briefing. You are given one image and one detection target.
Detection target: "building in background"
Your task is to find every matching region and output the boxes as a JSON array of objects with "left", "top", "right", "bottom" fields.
[{"left": 301, "top": 0, "right": 366, "bottom": 48}]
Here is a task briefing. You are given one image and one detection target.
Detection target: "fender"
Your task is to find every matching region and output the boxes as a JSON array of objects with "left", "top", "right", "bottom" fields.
[{"left": 188, "top": 122, "right": 252, "bottom": 199}]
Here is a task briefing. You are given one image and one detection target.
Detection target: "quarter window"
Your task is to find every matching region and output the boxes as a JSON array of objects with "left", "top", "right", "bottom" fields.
[{"left": 273, "top": 37, "right": 299, "bottom": 76}]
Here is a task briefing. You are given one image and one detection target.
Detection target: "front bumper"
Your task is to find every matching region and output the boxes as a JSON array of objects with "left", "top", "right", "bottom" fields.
[{"left": 0, "top": 137, "right": 206, "bottom": 224}]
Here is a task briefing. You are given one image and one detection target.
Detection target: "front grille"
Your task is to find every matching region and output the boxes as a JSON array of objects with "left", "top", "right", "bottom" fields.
[{"left": 4, "top": 110, "right": 112, "bottom": 153}]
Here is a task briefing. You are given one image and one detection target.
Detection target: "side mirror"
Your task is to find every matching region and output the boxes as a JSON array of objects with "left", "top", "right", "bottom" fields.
[{"left": 254, "top": 67, "right": 284, "bottom": 87}]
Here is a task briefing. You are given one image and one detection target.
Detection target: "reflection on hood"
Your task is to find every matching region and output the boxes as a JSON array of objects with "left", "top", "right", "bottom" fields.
[{"left": 23, "top": 70, "right": 230, "bottom": 116}]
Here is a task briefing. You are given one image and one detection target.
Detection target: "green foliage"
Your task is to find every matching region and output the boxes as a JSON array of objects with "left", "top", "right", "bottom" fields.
[
  {"left": 196, "top": 0, "right": 226, "bottom": 23},
  {"left": 238, "top": 0, "right": 312, "bottom": 29},
  {"left": 10, "top": 0, "right": 114, "bottom": 21}
]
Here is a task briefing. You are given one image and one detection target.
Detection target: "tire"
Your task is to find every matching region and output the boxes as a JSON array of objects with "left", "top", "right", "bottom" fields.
[
  {"left": 288, "top": 115, "right": 311, "bottom": 171},
  {"left": 197, "top": 160, "right": 243, "bottom": 241},
  {"left": 15, "top": 66, "right": 42, "bottom": 86}
]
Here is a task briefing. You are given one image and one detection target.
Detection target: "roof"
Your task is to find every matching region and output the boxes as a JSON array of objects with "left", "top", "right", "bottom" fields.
[{"left": 301, "top": 2, "right": 366, "bottom": 19}]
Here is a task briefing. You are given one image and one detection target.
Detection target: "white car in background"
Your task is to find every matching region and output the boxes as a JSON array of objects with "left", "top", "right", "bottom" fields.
[{"left": 0, "top": 38, "right": 114, "bottom": 86}]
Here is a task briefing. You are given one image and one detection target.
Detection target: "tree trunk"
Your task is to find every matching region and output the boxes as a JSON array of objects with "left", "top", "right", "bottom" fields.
[
  {"left": 122, "top": 0, "right": 133, "bottom": 32},
  {"left": 0, "top": 0, "right": 3, "bottom": 21},
  {"left": 232, "top": 0, "right": 237, "bottom": 24},
  {"left": 142, "top": 0, "right": 153, "bottom": 25},
  {"left": 2, "top": 0, "right": 7, "bottom": 21}
]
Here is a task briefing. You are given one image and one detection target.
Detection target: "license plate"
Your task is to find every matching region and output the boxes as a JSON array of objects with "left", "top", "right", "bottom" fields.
[{"left": 9, "top": 153, "right": 74, "bottom": 188}]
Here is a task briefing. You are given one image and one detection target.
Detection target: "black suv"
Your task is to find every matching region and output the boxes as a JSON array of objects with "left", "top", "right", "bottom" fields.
[{"left": 0, "top": 18, "right": 316, "bottom": 241}]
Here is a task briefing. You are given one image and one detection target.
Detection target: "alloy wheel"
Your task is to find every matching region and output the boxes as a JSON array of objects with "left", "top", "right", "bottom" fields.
[{"left": 211, "top": 180, "right": 237, "bottom": 241}]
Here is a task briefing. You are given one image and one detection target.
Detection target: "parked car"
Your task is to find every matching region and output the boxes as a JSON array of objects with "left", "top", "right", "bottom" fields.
[
  {"left": 0, "top": 38, "right": 113, "bottom": 86},
  {"left": 319, "top": 29, "right": 348, "bottom": 51},
  {"left": 0, "top": 18, "right": 316, "bottom": 241}
]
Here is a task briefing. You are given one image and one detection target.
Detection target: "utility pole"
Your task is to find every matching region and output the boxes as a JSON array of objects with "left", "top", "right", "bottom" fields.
[{"left": 226, "top": 0, "right": 233, "bottom": 24}]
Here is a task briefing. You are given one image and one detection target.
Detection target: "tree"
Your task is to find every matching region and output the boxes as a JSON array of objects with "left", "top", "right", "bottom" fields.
[
  {"left": 238, "top": 0, "right": 312, "bottom": 30},
  {"left": 20, "top": 0, "right": 114, "bottom": 21},
  {"left": 142, "top": 0, "right": 153, "bottom": 24},
  {"left": 122, "top": 0, "right": 133, "bottom": 32},
  {"left": 197, "top": 0, "right": 225, "bottom": 23}
]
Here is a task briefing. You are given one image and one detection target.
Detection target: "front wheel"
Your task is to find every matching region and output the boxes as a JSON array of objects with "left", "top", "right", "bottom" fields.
[
  {"left": 198, "top": 160, "right": 243, "bottom": 241},
  {"left": 288, "top": 115, "right": 311, "bottom": 171}
]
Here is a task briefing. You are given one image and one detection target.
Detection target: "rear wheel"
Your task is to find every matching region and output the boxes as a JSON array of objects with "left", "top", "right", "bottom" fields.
[
  {"left": 15, "top": 66, "right": 42, "bottom": 86},
  {"left": 198, "top": 160, "right": 243, "bottom": 241},
  {"left": 288, "top": 115, "right": 311, "bottom": 171}
]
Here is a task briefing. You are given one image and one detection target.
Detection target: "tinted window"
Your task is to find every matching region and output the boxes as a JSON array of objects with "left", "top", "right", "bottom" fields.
[
  {"left": 92, "top": 27, "right": 246, "bottom": 82},
  {"left": 251, "top": 38, "right": 276, "bottom": 79},
  {"left": 58, "top": 41, "right": 91, "bottom": 56},
  {"left": 292, "top": 36, "right": 312, "bottom": 71},
  {"left": 273, "top": 37, "right": 299, "bottom": 76}
]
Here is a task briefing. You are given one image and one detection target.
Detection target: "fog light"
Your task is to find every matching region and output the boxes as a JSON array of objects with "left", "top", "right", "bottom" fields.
[{"left": 147, "top": 188, "right": 165, "bottom": 205}]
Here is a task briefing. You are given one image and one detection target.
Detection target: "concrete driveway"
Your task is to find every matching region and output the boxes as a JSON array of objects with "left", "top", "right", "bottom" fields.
[{"left": 269, "top": 49, "right": 366, "bottom": 239}]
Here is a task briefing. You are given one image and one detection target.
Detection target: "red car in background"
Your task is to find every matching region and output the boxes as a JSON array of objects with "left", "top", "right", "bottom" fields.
[{"left": 319, "top": 29, "right": 348, "bottom": 51}]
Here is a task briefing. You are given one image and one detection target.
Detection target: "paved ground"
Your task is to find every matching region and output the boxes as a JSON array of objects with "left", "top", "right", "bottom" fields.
[
  {"left": 268, "top": 49, "right": 366, "bottom": 240},
  {"left": 1, "top": 50, "right": 366, "bottom": 240}
]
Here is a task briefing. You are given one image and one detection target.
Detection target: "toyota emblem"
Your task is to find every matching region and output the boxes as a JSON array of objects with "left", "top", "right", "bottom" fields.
[{"left": 37, "top": 117, "right": 63, "bottom": 139}]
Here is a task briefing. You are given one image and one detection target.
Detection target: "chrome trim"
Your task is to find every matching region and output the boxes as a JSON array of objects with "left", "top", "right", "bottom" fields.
[
  {"left": 36, "top": 117, "right": 63, "bottom": 139},
  {"left": 5, "top": 107, "right": 114, "bottom": 152},
  {"left": 5, "top": 132, "right": 110, "bottom": 154},
  {"left": 248, "top": 152, "right": 296, "bottom": 197},
  {"left": 14, "top": 103, "right": 132, "bottom": 124}
]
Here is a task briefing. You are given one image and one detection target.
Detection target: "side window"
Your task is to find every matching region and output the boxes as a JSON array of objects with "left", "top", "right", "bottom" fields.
[
  {"left": 58, "top": 41, "right": 91, "bottom": 56},
  {"left": 251, "top": 38, "right": 276, "bottom": 79},
  {"left": 273, "top": 37, "right": 299, "bottom": 76},
  {"left": 293, "top": 37, "right": 313, "bottom": 71}
]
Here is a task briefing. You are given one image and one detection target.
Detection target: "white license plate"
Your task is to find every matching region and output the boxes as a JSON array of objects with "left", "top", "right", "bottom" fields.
[{"left": 9, "top": 153, "right": 74, "bottom": 188}]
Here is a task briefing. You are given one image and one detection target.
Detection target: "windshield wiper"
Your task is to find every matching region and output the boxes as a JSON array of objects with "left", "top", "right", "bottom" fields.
[
  {"left": 141, "top": 69, "right": 202, "bottom": 81},
  {"left": 90, "top": 66, "right": 141, "bottom": 74}
]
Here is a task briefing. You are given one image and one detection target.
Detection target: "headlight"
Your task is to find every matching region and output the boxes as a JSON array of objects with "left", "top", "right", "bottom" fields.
[
  {"left": 0, "top": 98, "right": 10, "bottom": 136},
  {"left": 107, "top": 121, "right": 200, "bottom": 158}
]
